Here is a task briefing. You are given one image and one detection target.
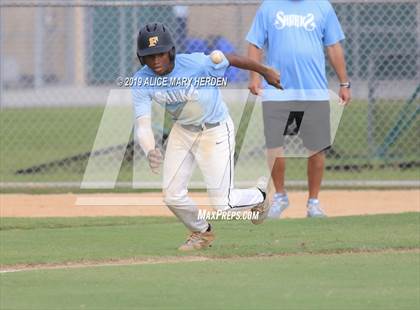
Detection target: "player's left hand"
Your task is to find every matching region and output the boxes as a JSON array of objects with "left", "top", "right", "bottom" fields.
[
  {"left": 262, "top": 66, "right": 283, "bottom": 90},
  {"left": 339, "top": 87, "right": 351, "bottom": 105},
  {"left": 147, "top": 148, "right": 163, "bottom": 174}
]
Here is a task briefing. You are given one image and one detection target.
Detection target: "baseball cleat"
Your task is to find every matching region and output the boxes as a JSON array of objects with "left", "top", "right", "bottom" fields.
[
  {"left": 251, "top": 177, "right": 271, "bottom": 225},
  {"left": 268, "top": 193, "right": 289, "bottom": 218},
  {"left": 307, "top": 199, "right": 327, "bottom": 218},
  {"left": 178, "top": 227, "right": 215, "bottom": 251}
]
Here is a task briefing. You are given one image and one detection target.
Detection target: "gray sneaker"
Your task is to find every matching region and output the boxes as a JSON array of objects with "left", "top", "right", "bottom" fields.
[
  {"left": 251, "top": 177, "right": 271, "bottom": 225},
  {"left": 307, "top": 200, "right": 327, "bottom": 218}
]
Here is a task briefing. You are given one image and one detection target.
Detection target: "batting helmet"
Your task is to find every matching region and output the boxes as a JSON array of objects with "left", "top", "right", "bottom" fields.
[{"left": 137, "top": 23, "right": 176, "bottom": 65}]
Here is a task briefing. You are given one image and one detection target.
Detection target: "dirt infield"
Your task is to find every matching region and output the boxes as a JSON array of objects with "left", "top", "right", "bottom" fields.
[{"left": 1, "top": 190, "right": 419, "bottom": 218}]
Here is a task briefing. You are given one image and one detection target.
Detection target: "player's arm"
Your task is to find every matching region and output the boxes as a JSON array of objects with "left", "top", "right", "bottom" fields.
[
  {"left": 326, "top": 42, "right": 351, "bottom": 105},
  {"left": 225, "top": 53, "right": 282, "bottom": 90},
  {"left": 135, "top": 116, "right": 163, "bottom": 174},
  {"left": 247, "top": 44, "right": 264, "bottom": 95},
  {"left": 132, "top": 85, "right": 163, "bottom": 173}
]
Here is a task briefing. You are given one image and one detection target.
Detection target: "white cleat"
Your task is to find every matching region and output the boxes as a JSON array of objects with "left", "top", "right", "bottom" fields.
[
  {"left": 251, "top": 177, "right": 271, "bottom": 225},
  {"left": 307, "top": 200, "right": 327, "bottom": 218},
  {"left": 268, "top": 193, "right": 289, "bottom": 218}
]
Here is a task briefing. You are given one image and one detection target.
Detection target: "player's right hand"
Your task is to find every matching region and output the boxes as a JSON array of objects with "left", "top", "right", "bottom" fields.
[
  {"left": 262, "top": 66, "right": 283, "bottom": 90},
  {"left": 147, "top": 148, "right": 163, "bottom": 174},
  {"left": 248, "top": 76, "right": 262, "bottom": 96}
]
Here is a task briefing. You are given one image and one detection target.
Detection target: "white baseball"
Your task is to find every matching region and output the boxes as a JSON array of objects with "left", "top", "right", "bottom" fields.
[{"left": 210, "top": 50, "right": 224, "bottom": 64}]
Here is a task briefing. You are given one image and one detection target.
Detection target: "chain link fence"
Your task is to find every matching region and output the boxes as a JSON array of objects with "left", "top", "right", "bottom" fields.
[{"left": 1, "top": 0, "right": 419, "bottom": 189}]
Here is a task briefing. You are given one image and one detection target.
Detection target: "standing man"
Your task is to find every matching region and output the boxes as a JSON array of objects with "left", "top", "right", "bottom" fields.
[
  {"left": 247, "top": 1, "right": 351, "bottom": 218},
  {"left": 132, "top": 23, "right": 281, "bottom": 251}
]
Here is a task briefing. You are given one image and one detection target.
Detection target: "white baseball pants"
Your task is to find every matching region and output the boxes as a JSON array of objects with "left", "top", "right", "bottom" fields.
[{"left": 163, "top": 117, "right": 264, "bottom": 232}]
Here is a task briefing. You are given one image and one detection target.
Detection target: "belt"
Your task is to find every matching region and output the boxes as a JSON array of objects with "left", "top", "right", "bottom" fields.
[{"left": 180, "top": 122, "right": 221, "bottom": 132}]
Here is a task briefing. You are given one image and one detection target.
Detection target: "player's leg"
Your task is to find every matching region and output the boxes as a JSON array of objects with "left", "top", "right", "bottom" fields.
[
  {"left": 195, "top": 117, "right": 266, "bottom": 214},
  {"left": 300, "top": 100, "right": 331, "bottom": 217},
  {"left": 262, "top": 101, "right": 291, "bottom": 218},
  {"left": 163, "top": 124, "right": 214, "bottom": 250}
]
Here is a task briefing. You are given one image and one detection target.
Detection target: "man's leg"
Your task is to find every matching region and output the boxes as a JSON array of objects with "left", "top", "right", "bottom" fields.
[
  {"left": 306, "top": 150, "right": 327, "bottom": 217},
  {"left": 267, "top": 147, "right": 286, "bottom": 194},
  {"left": 266, "top": 148, "right": 290, "bottom": 218},
  {"left": 301, "top": 101, "right": 331, "bottom": 217},
  {"left": 263, "top": 101, "right": 287, "bottom": 195},
  {"left": 262, "top": 101, "right": 293, "bottom": 218},
  {"left": 307, "top": 151, "right": 325, "bottom": 199}
]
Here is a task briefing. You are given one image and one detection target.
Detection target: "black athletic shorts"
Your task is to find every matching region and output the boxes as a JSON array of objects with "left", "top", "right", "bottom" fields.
[{"left": 262, "top": 100, "right": 331, "bottom": 151}]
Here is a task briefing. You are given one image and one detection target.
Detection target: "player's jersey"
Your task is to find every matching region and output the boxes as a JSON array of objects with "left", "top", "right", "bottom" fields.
[
  {"left": 132, "top": 53, "right": 229, "bottom": 125},
  {"left": 246, "top": 0, "right": 345, "bottom": 101}
]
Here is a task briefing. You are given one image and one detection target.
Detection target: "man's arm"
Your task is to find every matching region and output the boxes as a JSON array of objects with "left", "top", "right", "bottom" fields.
[
  {"left": 326, "top": 42, "right": 351, "bottom": 104},
  {"left": 247, "top": 43, "right": 264, "bottom": 95},
  {"left": 135, "top": 116, "right": 162, "bottom": 174},
  {"left": 225, "top": 52, "right": 282, "bottom": 90}
]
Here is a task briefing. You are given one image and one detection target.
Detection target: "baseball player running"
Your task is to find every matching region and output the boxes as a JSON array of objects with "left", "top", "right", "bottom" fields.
[{"left": 132, "top": 23, "right": 281, "bottom": 251}]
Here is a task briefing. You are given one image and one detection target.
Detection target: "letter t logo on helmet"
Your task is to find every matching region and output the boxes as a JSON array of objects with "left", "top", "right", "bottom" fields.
[{"left": 136, "top": 23, "right": 176, "bottom": 65}]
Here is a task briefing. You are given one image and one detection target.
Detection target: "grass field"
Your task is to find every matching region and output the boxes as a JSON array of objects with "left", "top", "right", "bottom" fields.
[
  {"left": 1, "top": 213, "right": 419, "bottom": 309},
  {"left": 1, "top": 100, "right": 419, "bottom": 185}
]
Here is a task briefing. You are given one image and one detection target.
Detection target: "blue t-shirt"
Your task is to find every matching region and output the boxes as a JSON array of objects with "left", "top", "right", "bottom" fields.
[
  {"left": 246, "top": 0, "right": 345, "bottom": 101},
  {"left": 132, "top": 53, "right": 229, "bottom": 125}
]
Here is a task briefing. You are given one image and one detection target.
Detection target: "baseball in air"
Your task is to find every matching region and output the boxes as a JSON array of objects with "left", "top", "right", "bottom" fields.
[{"left": 210, "top": 50, "right": 224, "bottom": 64}]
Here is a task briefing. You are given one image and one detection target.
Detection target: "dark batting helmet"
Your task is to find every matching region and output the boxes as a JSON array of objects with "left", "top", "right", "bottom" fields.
[{"left": 136, "top": 23, "right": 176, "bottom": 65}]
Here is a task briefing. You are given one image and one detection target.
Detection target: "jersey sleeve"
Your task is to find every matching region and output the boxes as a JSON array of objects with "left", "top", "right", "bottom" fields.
[
  {"left": 131, "top": 85, "right": 152, "bottom": 119},
  {"left": 322, "top": 4, "right": 345, "bottom": 46},
  {"left": 246, "top": 3, "right": 267, "bottom": 49}
]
